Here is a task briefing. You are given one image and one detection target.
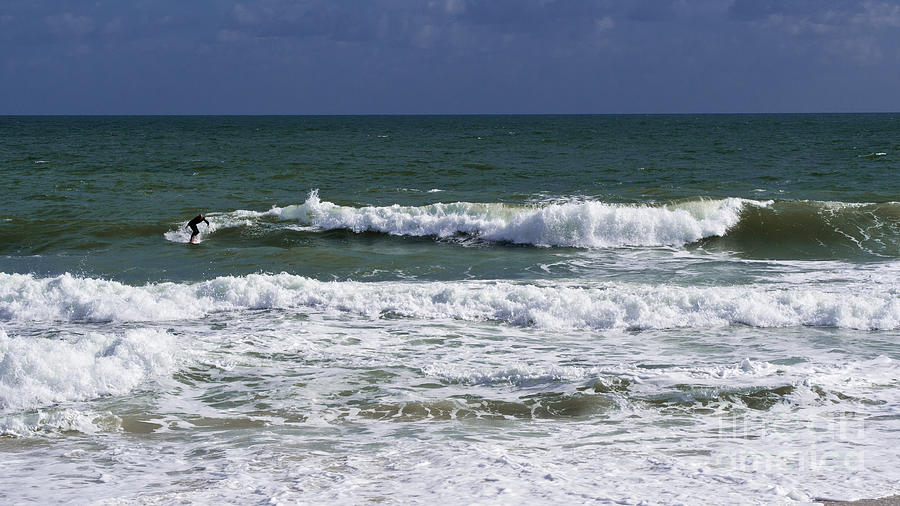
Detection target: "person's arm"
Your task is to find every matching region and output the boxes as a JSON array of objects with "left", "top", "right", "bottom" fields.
[{"left": 203, "top": 218, "right": 210, "bottom": 226}]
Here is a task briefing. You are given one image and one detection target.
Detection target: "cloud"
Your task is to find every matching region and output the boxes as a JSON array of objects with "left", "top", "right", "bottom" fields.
[
  {"left": 443, "top": 0, "right": 467, "bottom": 15},
  {"left": 853, "top": 1, "right": 900, "bottom": 29},
  {"left": 595, "top": 15, "right": 615, "bottom": 32},
  {"left": 731, "top": 0, "right": 900, "bottom": 33},
  {"left": 831, "top": 36, "right": 883, "bottom": 65},
  {"left": 728, "top": 0, "right": 782, "bottom": 21},
  {"left": 761, "top": 12, "right": 836, "bottom": 36},
  {"left": 217, "top": 29, "right": 245, "bottom": 43},
  {"left": 2, "top": 0, "right": 900, "bottom": 113},
  {"left": 104, "top": 16, "right": 124, "bottom": 35},
  {"left": 719, "top": 0, "right": 900, "bottom": 66},
  {"left": 232, "top": 4, "right": 262, "bottom": 26},
  {"left": 46, "top": 12, "right": 95, "bottom": 37},
  {"left": 627, "top": 0, "right": 676, "bottom": 22}
]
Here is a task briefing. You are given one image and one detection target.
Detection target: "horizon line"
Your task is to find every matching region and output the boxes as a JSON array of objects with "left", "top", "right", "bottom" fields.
[{"left": 2, "top": 111, "right": 899, "bottom": 117}]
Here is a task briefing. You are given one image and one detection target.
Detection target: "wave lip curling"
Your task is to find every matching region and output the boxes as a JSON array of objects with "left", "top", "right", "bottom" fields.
[
  {"left": 165, "top": 190, "right": 762, "bottom": 249},
  {"left": 273, "top": 191, "right": 755, "bottom": 248}
]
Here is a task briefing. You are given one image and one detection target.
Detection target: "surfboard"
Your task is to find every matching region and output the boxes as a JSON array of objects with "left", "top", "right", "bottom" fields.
[{"left": 189, "top": 236, "right": 200, "bottom": 244}]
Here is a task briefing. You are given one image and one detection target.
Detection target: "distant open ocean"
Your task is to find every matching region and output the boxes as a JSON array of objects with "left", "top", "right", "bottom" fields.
[{"left": 1, "top": 114, "right": 898, "bottom": 504}]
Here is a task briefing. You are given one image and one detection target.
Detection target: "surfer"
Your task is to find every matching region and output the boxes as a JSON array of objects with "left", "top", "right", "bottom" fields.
[{"left": 185, "top": 214, "right": 209, "bottom": 243}]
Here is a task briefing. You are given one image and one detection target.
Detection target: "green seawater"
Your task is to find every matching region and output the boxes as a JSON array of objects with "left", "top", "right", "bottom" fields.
[
  {"left": 1, "top": 114, "right": 898, "bottom": 283},
  {"left": 1, "top": 115, "right": 899, "bottom": 504}
]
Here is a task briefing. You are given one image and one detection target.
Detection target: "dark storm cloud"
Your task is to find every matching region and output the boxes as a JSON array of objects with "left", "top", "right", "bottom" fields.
[{"left": 2, "top": 0, "right": 899, "bottom": 113}]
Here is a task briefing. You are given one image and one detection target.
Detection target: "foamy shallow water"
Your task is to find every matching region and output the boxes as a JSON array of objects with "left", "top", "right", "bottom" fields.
[
  {"left": 1, "top": 290, "right": 898, "bottom": 504},
  {"left": 1, "top": 247, "right": 898, "bottom": 504}
]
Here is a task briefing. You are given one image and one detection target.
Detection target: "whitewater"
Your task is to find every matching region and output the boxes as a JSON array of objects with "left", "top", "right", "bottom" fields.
[
  {"left": 165, "top": 190, "right": 900, "bottom": 259},
  {"left": 2, "top": 272, "right": 898, "bottom": 330},
  {"left": 2, "top": 261, "right": 898, "bottom": 503},
  {"left": 3, "top": 114, "right": 899, "bottom": 504},
  {"left": 164, "top": 190, "right": 758, "bottom": 248}
]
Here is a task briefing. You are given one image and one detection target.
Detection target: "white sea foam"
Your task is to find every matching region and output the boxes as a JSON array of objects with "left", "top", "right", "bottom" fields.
[
  {"left": 0, "top": 328, "right": 177, "bottom": 413},
  {"left": 1, "top": 272, "right": 897, "bottom": 330},
  {"left": 0, "top": 408, "right": 120, "bottom": 436},
  {"left": 164, "top": 190, "right": 766, "bottom": 248},
  {"left": 163, "top": 211, "right": 259, "bottom": 243},
  {"left": 423, "top": 363, "right": 594, "bottom": 386},
  {"left": 424, "top": 356, "right": 898, "bottom": 396},
  {"left": 273, "top": 190, "right": 758, "bottom": 247},
  {"left": 599, "top": 355, "right": 899, "bottom": 398}
]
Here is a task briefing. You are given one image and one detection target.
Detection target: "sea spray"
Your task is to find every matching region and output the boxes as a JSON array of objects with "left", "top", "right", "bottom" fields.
[{"left": 270, "top": 191, "right": 758, "bottom": 247}]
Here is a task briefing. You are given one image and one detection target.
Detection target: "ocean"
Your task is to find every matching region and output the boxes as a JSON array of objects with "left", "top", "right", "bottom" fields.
[{"left": 1, "top": 114, "right": 898, "bottom": 504}]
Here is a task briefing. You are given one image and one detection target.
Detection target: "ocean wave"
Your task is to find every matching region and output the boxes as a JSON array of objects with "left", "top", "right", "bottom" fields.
[
  {"left": 423, "top": 356, "right": 897, "bottom": 392},
  {"left": 349, "top": 391, "right": 617, "bottom": 421},
  {"left": 1, "top": 273, "right": 897, "bottom": 330},
  {"left": 0, "top": 328, "right": 177, "bottom": 413},
  {"left": 703, "top": 200, "right": 900, "bottom": 258},
  {"left": 165, "top": 190, "right": 759, "bottom": 248},
  {"left": 0, "top": 408, "right": 121, "bottom": 436},
  {"left": 422, "top": 363, "right": 594, "bottom": 387},
  {"left": 163, "top": 210, "right": 260, "bottom": 244},
  {"left": 355, "top": 356, "right": 900, "bottom": 422},
  {"left": 163, "top": 191, "right": 900, "bottom": 257},
  {"left": 610, "top": 355, "right": 899, "bottom": 413}
]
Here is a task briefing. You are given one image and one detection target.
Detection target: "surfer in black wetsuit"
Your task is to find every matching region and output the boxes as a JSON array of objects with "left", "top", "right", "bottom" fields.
[{"left": 185, "top": 214, "right": 209, "bottom": 242}]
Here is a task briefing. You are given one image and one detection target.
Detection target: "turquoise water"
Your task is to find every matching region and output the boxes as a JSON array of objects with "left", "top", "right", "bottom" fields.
[{"left": 1, "top": 115, "right": 899, "bottom": 503}]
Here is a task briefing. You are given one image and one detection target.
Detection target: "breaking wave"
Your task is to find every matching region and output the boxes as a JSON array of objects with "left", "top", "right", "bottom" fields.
[
  {"left": 164, "top": 191, "right": 900, "bottom": 258},
  {"left": 1, "top": 272, "right": 897, "bottom": 330},
  {"left": 165, "top": 190, "right": 757, "bottom": 248},
  {"left": 0, "top": 328, "right": 177, "bottom": 414}
]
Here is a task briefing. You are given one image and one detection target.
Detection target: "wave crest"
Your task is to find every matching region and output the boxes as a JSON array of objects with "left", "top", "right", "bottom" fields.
[
  {"left": 163, "top": 192, "right": 900, "bottom": 258},
  {"left": 276, "top": 191, "right": 754, "bottom": 248},
  {"left": 1, "top": 273, "right": 897, "bottom": 330},
  {"left": 166, "top": 190, "right": 758, "bottom": 248}
]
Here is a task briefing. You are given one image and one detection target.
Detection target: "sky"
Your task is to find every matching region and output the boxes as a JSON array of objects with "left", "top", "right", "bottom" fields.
[{"left": 2, "top": 0, "right": 900, "bottom": 114}]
